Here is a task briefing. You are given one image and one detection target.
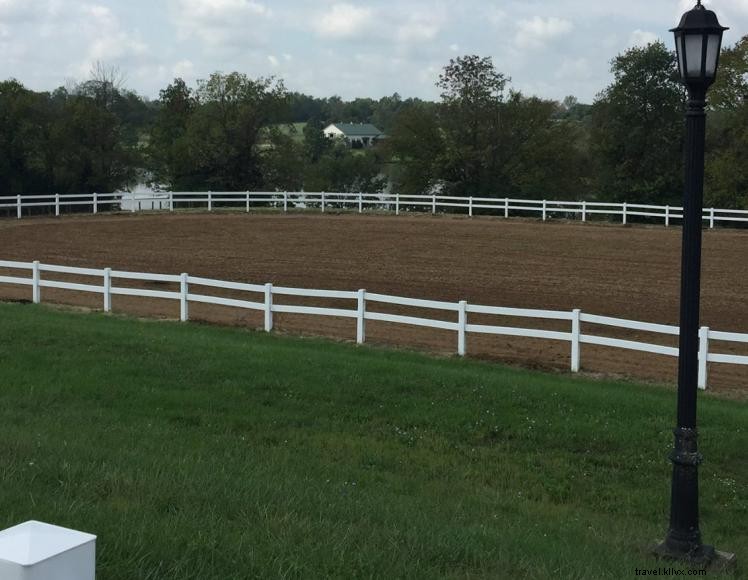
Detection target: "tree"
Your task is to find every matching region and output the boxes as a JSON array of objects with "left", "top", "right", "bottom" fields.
[
  {"left": 190, "top": 72, "right": 288, "bottom": 191},
  {"left": 437, "top": 55, "right": 508, "bottom": 106},
  {"left": 385, "top": 104, "right": 444, "bottom": 195},
  {"left": 590, "top": 42, "right": 685, "bottom": 204},
  {"left": 148, "top": 78, "right": 197, "bottom": 189},
  {"left": 148, "top": 72, "right": 288, "bottom": 191},
  {"left": 261, "top": 129, "right": 306, "bottom": 191},
  {"left": 50, "top": 93, "right": 137, "bottom": 194},
  {"left": 73, "top": 62, "right": 127, "bottom": 112},
  {"left": 702, "top": 36, "right": 748, "bottom": 209},
  {"left": 0, "top": 80, "right": 50, "bottom": 194},
  {"left": 303, "top": 118, "right": 332, "bottom": 163},
  {"left": 705, "top": 100, "right": 748, "bottom": 208},
  {"left": 502, "top": 94, "right": 591, "bottom": 200},
  {"left": 436, "top": 55, "right": 509, "bottom": 197},
  {"left": 304, "top": 143, "right": 387, "bottom": 193},
  {"left": 0, "top": 79, "right": 137, "bottom": 197},
  {"left": 709, "top": 35, "right": 748, "bottom": 110}
]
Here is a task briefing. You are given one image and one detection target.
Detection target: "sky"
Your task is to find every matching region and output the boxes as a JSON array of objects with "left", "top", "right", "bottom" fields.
[{"left": 1, "top": 0, "right": 746, "bottom": 104}]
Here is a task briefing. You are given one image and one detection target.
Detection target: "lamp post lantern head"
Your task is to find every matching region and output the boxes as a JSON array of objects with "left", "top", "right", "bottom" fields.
[{"left": 671, "top": 1, "right": 728, "bottom": 90}]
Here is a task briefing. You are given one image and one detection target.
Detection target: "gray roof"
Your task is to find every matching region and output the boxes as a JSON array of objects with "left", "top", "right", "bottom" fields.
[{"left": 330, "top": 123, "right": 384, "bottom": 137}]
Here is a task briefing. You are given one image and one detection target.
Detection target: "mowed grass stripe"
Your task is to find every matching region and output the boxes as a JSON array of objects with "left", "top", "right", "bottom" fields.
[{"left": 0, "top": 303, "right": 745, "bottom": 579}]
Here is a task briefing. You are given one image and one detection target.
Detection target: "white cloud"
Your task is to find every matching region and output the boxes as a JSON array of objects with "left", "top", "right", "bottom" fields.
[
  {"left": 173, "top": 59, "right": 195, "bottom": 78},
  {"left": 81, "top": 5, "right": 148, "bottom": 63},
  {"left": 515, "top": 16, "right": 574, "bottom": 50},
  {"left": 555, "top": 57, "right": 592, "bottom": 80},
  {"left": 2, "top": 0, "right": 748, "bottom": 104},
  {"left": 486, "top": 6, "right": 507, "bottom": 26},
  {"left": 397, "top": 19, "right": 440, "bottom": 43},
  {"left": 394, "top": 9, "right": 445, "bottom": 44},
  {"left": 177, "top": 0, "right": 269, "bottom": 20},
  {"left": 173, "top": 0, "right": 271, "bottom": 47},
  {"left": 629, "top": 29, "right": 660, "bottom": 47},
  {"left": 314, "top": 3, "right": 373, "bottom": 39}
]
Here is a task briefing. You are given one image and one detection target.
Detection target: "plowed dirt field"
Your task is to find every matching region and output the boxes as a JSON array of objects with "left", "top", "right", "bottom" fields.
[{"left": 2, "top": 211, "right": 747, "bottom": 398}]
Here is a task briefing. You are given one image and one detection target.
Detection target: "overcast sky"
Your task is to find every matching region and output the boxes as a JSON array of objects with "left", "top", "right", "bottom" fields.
[{"left": 1, "top": 0, "right": 746, "bottom": 103}]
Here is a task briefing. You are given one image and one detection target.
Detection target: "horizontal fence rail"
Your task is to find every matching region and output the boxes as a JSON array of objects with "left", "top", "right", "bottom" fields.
[
  {"left": 1, "top": 192, "right": 748, "bottom": 228},
  {"left": 1, "top": 259, "right": 746, "bottom": 390}
]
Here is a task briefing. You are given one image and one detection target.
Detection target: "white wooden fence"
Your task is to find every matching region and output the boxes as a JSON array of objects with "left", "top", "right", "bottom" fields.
[
  {"left": 2, "top": 259, "right": 747, "bottom": 390},
  {"left": 2, "top": 192, "right": 748, "bottom": 228}
]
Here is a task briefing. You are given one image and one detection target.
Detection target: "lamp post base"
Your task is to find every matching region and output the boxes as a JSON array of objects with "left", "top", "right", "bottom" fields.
[{"left": 652, "top": 541, "right": 736, "bottom": 571}]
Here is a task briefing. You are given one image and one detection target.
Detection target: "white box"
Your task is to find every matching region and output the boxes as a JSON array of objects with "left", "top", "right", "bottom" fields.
[{"left": 0, "top": 521, "right": 96, "bottom": 580}]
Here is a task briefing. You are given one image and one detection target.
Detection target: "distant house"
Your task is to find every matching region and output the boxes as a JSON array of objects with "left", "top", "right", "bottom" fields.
[{"left": 323, "top": 123, "right": 384, "bottom": 148}]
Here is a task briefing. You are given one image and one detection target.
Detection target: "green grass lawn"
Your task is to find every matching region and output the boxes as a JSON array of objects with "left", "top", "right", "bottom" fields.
[{"left": 0, "top": 303, "right": 745, "bottom": 579}]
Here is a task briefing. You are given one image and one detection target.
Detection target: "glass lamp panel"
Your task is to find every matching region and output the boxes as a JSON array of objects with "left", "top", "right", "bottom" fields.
[
  {"left": 685, "top": 33, "right": 704, "bottom": 77},
  {"left": 674, "top": 32, "right": 685, "bottom": 79},
  {"left": 705, "top": 33, "right": 721, "bottom": 77}
]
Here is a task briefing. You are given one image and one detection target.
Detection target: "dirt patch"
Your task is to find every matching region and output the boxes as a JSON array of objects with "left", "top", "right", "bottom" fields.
[{"left": 2, "top": 211, "right": 747, "bottom": 399}]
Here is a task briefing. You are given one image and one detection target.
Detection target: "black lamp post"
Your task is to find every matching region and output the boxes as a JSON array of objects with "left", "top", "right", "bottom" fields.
[{"left": 654, "top": 1, "right": 732, "bottom": 566}]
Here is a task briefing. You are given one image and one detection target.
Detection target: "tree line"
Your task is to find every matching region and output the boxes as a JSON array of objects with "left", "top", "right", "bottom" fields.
[{"left": 1, "top": 37, "right": 746, "bottom": 209}]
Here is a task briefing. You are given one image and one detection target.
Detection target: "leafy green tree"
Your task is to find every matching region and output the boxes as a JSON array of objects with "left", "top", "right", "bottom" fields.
[
  {"left": 590, "top": 41, "right": 685, "bottom": 204},
  {"left": 148, "top": 78, "right": 197, "bottom": 189},
  {"left": 261, "top": 129, "right": 306, "bottom": 191},
  {"left": 385, "top": 104, "right": 444, "bottom": 195},
  {"left": 709, "top": 35, "right": 748, "bottom": 110},
  {"left": 304, "top": 143, "right": 386, "bottom": 193},
  {"left": 502, "top": 94, "right": 591, "bottom": 200},
  {"left": 436, "top": 55, "right": 509, "bottom": 197},
  {"left": 371, "top": 93, "right": 404, "bottom": 132},
  {"left": 149, "top": 72, "right": 288, "bottom": 191},
  {"left": 189, "top": 72, "right": 288, "bottom": 191},
  {"left": 0, "top": 79, "right": 136, "bottom": 196},
  {"left": 303, "top": 118, "right": 332, "bottom": 162},
  {"left": 0, "top": 80, "right": 46, "bottom": 194},
  {"left": 50, "top": 94, "right": 137, "bottom": 193},
  {"left": 705, "top": 100, "right": 748, "bottom": 208}
]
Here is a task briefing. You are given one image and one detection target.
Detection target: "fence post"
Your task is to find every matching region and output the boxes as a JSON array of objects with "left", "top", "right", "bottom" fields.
[
  {"left": 169, "top": 192, "right": 174, "bottom": 212},
  {"left": 709, "top": 208, "right": 715, "bottom": 229},
  {"left": 504, "top": 198, "right": 509, "bottom": 218},
  {"left": 396, "top": 193, "right": 400, "bottom": 216},
  {"left": 571, "top": 309, "right": 581, "bottom": 373},
  {"left": 93, "top": 192, "right": 98, "bottom": 215},
  {"left": 457, "top": 300, "right": 467, "bottom": 356},
  {"left": 357, "top": 289, "right": 366, "bottom": 344},
  {"left": 180, "top": 273, "right": 189, "bottom": 322},
  {"left": 321, "top": 191, "right": 326, "bottom": 213},
  {"left": 665, "top": 205, "right": 670, "bottom": 227},
  {"left": 358, "top": 192, "right": 363, "bottom": 213},
  {"left": 698, "top": 326, "right": 709, "bottom": 390},
  {"left": 582, "top": 200, "right": 587, "bottom": 223},
  {"left": 284, "top": 192, "right": 288, "bottom": 212},
  {"left": 432, "top": 195, "right": 436, "bottom": 215},
  {"left": 55, "top": 194, "right": 60, "bottom": 217},
  {"left": 208, "top": 191, "right": 212, "bottom": 212},
  {"left": 103, "top": 268, "right": 112, "bottom": 313},
  {"left": 469, "top": 196, "right": 473, "bottom": 217},
  {"left": 246, "top": 191, "right": 250, "bottom": 213},
  {"left": 264, "top": 283, "right": 274, "bottom": 331},
  {"left": 32, "top": 261, "right": 41, "bottom": 304},
  {"left": 16, "top": 195, "right": 21, "bottom": 219},
  {"left": 542, "top": 200, "right": 547, "bottom": 221},
  {"left": 622, "top": 202, "right": 628, "bottom": 225}
]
